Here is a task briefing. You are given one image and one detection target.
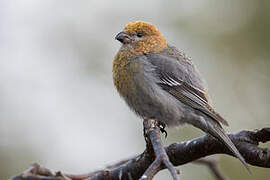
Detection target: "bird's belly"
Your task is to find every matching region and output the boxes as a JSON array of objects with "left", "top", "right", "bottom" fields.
[{"left": 114, "top": 70, "right": 187, "bottom": 126}]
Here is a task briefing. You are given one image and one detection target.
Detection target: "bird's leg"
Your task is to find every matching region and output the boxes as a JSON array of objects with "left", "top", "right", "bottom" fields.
[
  {"left": 141, "top": 118, "right": 180, "bottom": 180},
  {"left": 158, "top": 121, "right": 167, "bottom": 138}
]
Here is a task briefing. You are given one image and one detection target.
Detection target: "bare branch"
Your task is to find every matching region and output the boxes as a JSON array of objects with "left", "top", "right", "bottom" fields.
[
  {"left": 140, "top": 119, "right": 179, "bottom": 180},
  {"left": 194, "top": 157, "right": 226, "bottom": 180},
  {"left": 9, "top": 127, "right": 270, "bottom": 180}
]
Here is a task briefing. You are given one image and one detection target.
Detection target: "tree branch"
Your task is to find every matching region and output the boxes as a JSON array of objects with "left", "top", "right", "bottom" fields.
[
  {"left": 194, "top": 157, "right": 226, "bottom": 180},
  {"left": 10, "top": 127, "right": 270, "bottom": 180}
]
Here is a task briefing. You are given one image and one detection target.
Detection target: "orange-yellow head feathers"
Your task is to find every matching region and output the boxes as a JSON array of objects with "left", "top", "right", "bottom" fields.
[{"left": 115, "top": 21, "right": 167, "bottom": 55}]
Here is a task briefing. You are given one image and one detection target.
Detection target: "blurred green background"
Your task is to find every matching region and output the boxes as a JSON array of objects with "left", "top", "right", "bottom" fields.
[{"left": 0, "top": 0, "right": 269, "bottom": 179}]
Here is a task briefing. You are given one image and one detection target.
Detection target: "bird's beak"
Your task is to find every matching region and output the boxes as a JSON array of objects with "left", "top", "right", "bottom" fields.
[{"left": 115, "top": 31, "right": 131, "bottom": 44}]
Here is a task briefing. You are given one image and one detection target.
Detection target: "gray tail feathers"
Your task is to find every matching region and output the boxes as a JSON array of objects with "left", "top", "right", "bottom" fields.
[
  {"left": 191, "top": 116, "right": 250, "bottom": 172},
  {"left": 205, "top": 118, "right": 250, "bottom": 173}
]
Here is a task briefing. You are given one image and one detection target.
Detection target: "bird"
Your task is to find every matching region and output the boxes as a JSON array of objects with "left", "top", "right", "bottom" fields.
[{"left": 113, "top": 21, "right": 249, "bottom": 171}]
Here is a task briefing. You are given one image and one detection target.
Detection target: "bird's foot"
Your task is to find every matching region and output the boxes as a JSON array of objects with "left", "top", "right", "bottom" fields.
[
  {"left": 142, "top": 118, "right": 180, "bottom": 180},
  {"left": 158, "top": 121, "right": 167, "bottom": 138}
]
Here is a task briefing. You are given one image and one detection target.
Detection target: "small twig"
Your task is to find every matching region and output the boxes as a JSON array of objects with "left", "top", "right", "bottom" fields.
[
  {"left": 9, "top": 127, "right": 270, "bottom": 180},
  {"left": 194, "top": 157, "right": 226, "bottom": 180},
  {"left": 64, "top": 158, "right": 133, "bottom": 180},
  {"left": 140, "top": 119, "right": 179, "bottom": 180}
]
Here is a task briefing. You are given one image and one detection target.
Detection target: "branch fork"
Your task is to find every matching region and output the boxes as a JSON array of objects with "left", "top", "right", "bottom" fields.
[{"left": 9, "top": 127, "right": 270, "bottom": 180}]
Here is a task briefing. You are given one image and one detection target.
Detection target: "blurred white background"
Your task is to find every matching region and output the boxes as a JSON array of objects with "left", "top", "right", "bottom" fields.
[{"left": 0, "top": 0, "right": 269, "bottom": 179}]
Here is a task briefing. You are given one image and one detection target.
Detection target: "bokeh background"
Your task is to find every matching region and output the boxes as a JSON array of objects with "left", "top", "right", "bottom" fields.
[{"left": 1, "top": 0, "right": 269, "bottom": 179}]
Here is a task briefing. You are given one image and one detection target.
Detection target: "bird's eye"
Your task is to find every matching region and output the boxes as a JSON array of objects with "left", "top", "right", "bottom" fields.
[{"left": 137, "top": 32, "right": 143, "bottom": 38}]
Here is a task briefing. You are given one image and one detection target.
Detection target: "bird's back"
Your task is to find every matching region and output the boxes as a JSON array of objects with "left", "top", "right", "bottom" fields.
[{"left": 149, "top": 45, "right": 209, "bottom": 100}]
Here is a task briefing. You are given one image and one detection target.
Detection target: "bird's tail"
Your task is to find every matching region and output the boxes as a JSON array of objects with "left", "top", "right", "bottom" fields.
[{"left": 193, "top": 117, "right": 250, "bottom": 172}]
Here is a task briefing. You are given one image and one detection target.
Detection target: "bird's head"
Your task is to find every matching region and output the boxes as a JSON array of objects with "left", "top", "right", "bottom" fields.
[{"left": 115, "top": 21, "right": 167, "bottom": 55}]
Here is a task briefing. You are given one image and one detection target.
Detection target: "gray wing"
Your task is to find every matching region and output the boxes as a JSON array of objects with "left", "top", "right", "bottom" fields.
[{"left": 147, "top": 48, "right": 229, "bottom": 126}]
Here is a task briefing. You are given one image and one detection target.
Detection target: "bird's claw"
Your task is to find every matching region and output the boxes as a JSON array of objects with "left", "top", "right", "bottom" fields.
[{"left": 158, "top": 121, "right": 167, "bottom": 138}]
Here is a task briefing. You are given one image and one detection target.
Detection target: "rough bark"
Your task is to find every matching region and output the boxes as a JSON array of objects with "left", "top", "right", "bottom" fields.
[{"left": 9, "top": 127, "right": 270, "bottom": 180}]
